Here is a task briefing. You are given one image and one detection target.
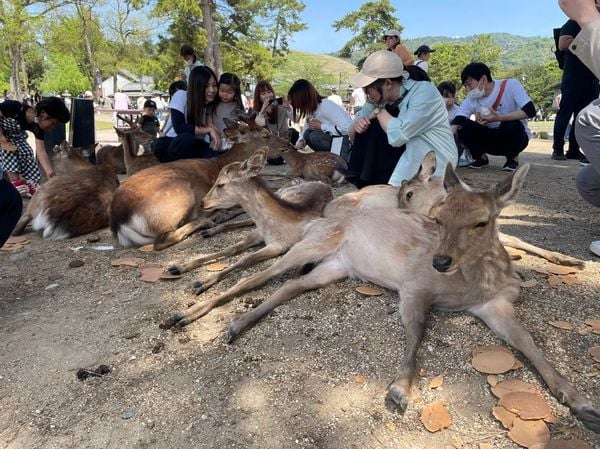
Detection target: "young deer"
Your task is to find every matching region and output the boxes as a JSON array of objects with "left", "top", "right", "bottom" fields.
[
  {"left": 51, "top": 141, "right": 94, "bottom": 175},
  {"left": 165, "top": 149, "right": 333, "bottom": 301},
  {"left": 96, "top": 143, "right": 126, "bottom": 174},
  {"left": 281, "top": 146, "right": 347, "bottom": 185},
  {"left": 169, "top": 163, "right": 600, "bottom": 432},
  {"left": 114, "top": 127, "right": 159, "bottom": 175},
  {"left": 109, "top": 113, "right": 291, "bottom": 250}
]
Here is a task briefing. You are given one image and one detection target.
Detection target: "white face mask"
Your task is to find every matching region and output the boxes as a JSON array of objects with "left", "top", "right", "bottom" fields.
[
  {"left": 185, "top": 59, "right": 194, "bottom": 66},
  {"left": 467, "top": 86, "right": 485, "bottom": 100}
]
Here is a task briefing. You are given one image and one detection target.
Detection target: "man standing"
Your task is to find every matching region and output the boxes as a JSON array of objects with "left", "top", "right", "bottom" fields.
[
  {"left": 414, "top": 45, "right": 435, "bottom": 73},
  {"left": 551, "top": 17, "right": 599, "bottom": 162},
  {"left": 451, "top": 62, "right": 536, "bottom": 171}
]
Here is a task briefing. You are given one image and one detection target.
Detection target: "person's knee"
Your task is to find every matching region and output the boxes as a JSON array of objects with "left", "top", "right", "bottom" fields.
[{"left": 576, "top": 166, "right": 600, "bottom": 207}]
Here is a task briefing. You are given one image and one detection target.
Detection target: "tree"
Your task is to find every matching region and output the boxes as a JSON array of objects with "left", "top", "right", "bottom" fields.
[
  {"left": 504, "top": 61, "right": 561, "bottom": 115},
  {"left": 39, "top": 53, "right": 90, "bottom": 95},
  {"left": 332, "top": 0, "right": 401, "bottom": 58}
]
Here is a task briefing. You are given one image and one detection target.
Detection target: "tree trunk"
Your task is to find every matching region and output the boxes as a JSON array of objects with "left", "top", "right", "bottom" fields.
[
  {"left": 201, "top": 0, "right": 222, "bottom": 76},
  {"left": 76, "top": 1, "right": 98, "bottom": 98}
]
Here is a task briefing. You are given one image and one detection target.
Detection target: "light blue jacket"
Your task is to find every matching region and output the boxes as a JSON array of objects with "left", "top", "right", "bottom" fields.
[{"left": 356, "top": 79, "right": 458, "bottom": 185}]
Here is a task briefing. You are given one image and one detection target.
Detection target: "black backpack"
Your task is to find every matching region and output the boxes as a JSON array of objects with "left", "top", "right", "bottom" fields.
[{"left": 553, "top": 27, "right": 565, "bottom": 70}]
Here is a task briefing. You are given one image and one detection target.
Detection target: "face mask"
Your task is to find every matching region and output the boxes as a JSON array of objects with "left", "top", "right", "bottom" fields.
[
  {"left": 185, "top": 59, "right": 193, "bottom": 66},
  {"left": 467, "top": 86, "right": 485, "bottom": 100}
]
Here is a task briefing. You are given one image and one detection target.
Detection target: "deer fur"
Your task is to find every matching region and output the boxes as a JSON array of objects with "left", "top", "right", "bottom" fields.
[
  {"left": 281, "top": 146, "right": 347, "bottom": 185},
  {"left": 109, "top": 113, "right": 291, "bottom": 250},
  {"left": 165, "top": 150, "right": 333, "bottom": 302},
  {"left": 51, "top": 141, "right": 94, "bottom": 175},
  {"left": 168, "top": 163, "right": 600, "bottom": 432},
  {"left": 114, "top": 127, "right": 159, "bottom": 175},
  {"left": 96, "top": 143, "right": 126, "bottom": 174}
]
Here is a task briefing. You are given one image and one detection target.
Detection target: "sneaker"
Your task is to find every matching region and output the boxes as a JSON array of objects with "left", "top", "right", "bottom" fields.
[
  {"left": 468, "top": 158, "right": 489, "bottom": 169},
  {"left": 11, "top": 179, "right": 31, "bottom": 198},
  {"left": 579, "top": 157, "right": 590, "bottom": 166},
  {"left": 502, "top": 159, "right": 519, "bottom": 172},
  {"left": 566, "top": 150, "right": 587, "bottom": 160},
  {"left": 551, "top": 151, "right": 566, "bottom": 161},
  {"left": 590, "top": 240, "right": 600, "bottom": 257},
  {"left": 25, "top": 180, "right": 40, "bottom": 196}
]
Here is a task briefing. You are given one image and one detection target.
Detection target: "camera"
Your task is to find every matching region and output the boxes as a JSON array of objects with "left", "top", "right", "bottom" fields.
[{"left": 271, "top": 97, "right": 284, "bottom": 106}]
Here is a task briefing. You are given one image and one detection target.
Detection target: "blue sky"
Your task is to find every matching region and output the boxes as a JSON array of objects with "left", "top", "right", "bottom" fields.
[{"left": 290, "top": 0, "right": 568, "bottom": 53}]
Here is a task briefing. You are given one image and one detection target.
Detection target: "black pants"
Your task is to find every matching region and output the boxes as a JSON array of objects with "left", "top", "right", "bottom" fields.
[
  {"left": 0, "top": 178, "right": 23, "bottom": 247},
  {"left": 152, "top": 134, "right": 220, "bottom": 163},
  {"left": 347, "top": 119, "right": 405, "bottom": 188},
  {"left": 553, "top": 80, "right": 600, "bottom": 154},
  {"left": 457, "top": 120, "right": 528, "bottom": 161}
]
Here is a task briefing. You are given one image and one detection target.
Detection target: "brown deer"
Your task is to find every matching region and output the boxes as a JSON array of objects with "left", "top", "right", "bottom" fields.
[
  {"left": 281, "top": 146, "right": 347, "bottom": 185},
  {"left": 96, "top": 143, "right": 126, "bottom": 174},
  {"left": 114, "top": 127, "right": 159, "bottom": 175},
  {"left": 169, "top": 163, "right": 600, "bottom": 432},
  {"left": 51, "top": 141, "right": 94, "bottom": 175},
  {"left": 109, "top": 113, "right": 291, "bottom": 250},
  {"left": 165, "top": 149, "right": 333, "bottom": 298}
]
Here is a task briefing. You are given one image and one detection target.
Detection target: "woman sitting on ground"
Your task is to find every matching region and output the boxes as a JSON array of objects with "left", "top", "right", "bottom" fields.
[
  {"left": 347, "top": 51, "right": 457, "bottom": 187},
  {"left": 152, "top": 66, "right": 221, "bottom": 162},
  {"left": 253, "top": 80, "right": 298, "bottom": 145},
  {"left": 287, "top": 79, "right": 352, "bottom": 152}
]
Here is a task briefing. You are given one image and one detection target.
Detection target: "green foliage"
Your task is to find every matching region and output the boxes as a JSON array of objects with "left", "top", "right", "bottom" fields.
[
  {"left": 39, "top": 54, "right": 90, "bottom": 96},
  {"left": 504, "top": 61, "right": 562, "bottom": 112},
  {"left": 332, "top": 0, "right": 402, "bottom": 58}
]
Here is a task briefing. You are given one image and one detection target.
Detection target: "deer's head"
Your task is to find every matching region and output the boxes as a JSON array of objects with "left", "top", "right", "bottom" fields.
[
  {"left": 431, "top": 163, "right": 530, "bottom": 274},
  {"left": 51, "top": 141, "right": 92, "bottom": 174},
  {"left": 202, "top": 148, "right": 267, "bottom": 210},
  {"left": 223, "top": 117, "right": 289, "bottom": 160}
]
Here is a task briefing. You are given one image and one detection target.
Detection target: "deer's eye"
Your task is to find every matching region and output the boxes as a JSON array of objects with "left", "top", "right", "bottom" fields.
[
  {"left": 406, "top": 191, "right": 413, "bottom": 200},
  {"left": 475, "top": 221, "right": 488, "bottom": 229},
  {"left": 216, "top": 182, "right": 225, "bottom": 188}
]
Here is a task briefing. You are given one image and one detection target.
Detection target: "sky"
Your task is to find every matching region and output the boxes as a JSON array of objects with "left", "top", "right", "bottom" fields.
[{"left": 289, "top": 0, "right": 568, "bottom": 54}]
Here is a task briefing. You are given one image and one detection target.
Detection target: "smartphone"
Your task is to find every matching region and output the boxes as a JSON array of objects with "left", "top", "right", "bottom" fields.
[{"left": 275, "top": 97, "right": 284, "bottom": 105}]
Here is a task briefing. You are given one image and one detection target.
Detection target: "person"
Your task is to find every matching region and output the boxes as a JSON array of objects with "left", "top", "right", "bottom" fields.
[
  {"left": 151, "top": 65, "right": 220, "bottom": 163},
  {"left": 136, "top": 95, "right": 146, "bottom": 110},
  {"left": 0, "top": 159, "right": 22, "bottom": 248},
  {"left": 350, "top": 86, "right": 366, "bottom": 114},
  {"left": 288, "top": 79, "right": 352, "bottom": 152},
  {"left": 159, "top": 80, "right": 187, "bottom": 137},
  {"left": 113, "top": 87, "right": 130, "bottom": 127},
  {"left": 136, "top": 99, "right": 160, "bottom": 136},
  {"left": 551, "top": 18, "right": 599, "bottom": 162},
  {"left": 347, "top": 50, "right": 457, "bottom": 187},
  {"left": 180, "top": 44, "right": 203, "bottom": 83},
  {"left": 0, "top": 97, "right": 70, "bottom": 196},
  {"left": 414, "top": 45, "right": 435, "bottom": 73},
  {"left": 451, "top": 62, "right": 535, "bottom": 172},
  {"left": 212, "top": 73, "right": 245, "bottom": 150},
  {"left": 437, "top": 81, "right": 473, "bottom": 167},
  {"left": 253, "top": 80, "right": 298, "bottom": 144},
  {"left": 558, "top": 0, "right": 600, "bottom": 256},
  {"left": 382, "top": 29, "right": 414, "bottom": 66},
  {"left": 328, "top": 87, "right": 343, "bottom": 106}
]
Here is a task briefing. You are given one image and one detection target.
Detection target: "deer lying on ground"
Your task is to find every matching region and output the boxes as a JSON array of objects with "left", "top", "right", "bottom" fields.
[
  {"left": 12, "top": 152, "right": 119, "bottom": 239},
  {"left": 109, "top": 113, "right": 291, "bottom": 250},
  {"left": 96, "top": 143, "right": 126, "bottom": 174},
  {"left": 169, "top": 162, "right": 600, "bottom": 432},
  {"left": 281, "top": 146, "right": 347, "bottom": 185},
  {"left": 51, "top": 141, "right": 94, "bottom": 175},
  {"left": 165, "top": 149, "right": 333, "bottom": 298},
  {"left": 114, "top": 126, "right": 159, "bottom": 175}
]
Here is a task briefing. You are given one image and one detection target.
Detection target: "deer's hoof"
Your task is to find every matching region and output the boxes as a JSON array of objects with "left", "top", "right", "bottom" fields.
[
  {"left": 192, "top": 281, "right": 206, "bottom": 295},
  {"left": 159, "top": 311, "right": 185, "bottom": 329},
  {"left": 384, "top": 386, "right": 409, "bottom": 415},
  {"left": 574, "top": 405, "right": 600, "bottom": 433},
  {"left": 167, "top": 265, "right": 182, "bottom": 276}
]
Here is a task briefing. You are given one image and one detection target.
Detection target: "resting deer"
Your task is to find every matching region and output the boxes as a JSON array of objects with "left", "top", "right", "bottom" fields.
[
  {"left": 51, "top": 141, "right": 94, "bottom": 175},
  {"left": 114, "top": 126, "right": 159, "bottom": 175},
  {"left": 170, "top": 163, "right": 600, "bottom": 432},
  {"left": 281, "top": 146, "right": 347, "bottom": 185},
  {"left": 96, "top": 143, "right": 126, "bottom": 174},
  {"left": 165, "top": 149, "right": 333, "bottom": 299},
  {"left": 109, "top": 113, "right": 291, "bottom": 250}
]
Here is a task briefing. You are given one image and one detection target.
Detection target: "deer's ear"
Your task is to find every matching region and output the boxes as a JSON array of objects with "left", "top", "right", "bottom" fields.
[
  {"left": 242, "top": 149, "right": 267, "bottom": 176},
  {"left": 417, "top": 150, "right": 437, "bottom": 182},
  {"left": 442, "top": 162, "right": 460, "bottom": 192},
  {"left": 495, "top": 163, "right": 530, "bottom": 206}
]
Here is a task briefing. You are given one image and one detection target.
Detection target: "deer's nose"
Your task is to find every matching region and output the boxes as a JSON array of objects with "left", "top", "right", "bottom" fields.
[{"left": 432, "top": 255, "right": 453, "bottom": 273}]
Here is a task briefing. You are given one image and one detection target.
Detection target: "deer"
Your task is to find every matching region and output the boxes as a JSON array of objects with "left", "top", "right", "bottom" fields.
[
  {"left": 165, "top": 149, "right": 333, "bottom": 297},
  {"left": 166, "top": 162, "right": 600, "bottom": 433},
  {"left": 109, "top": 113, "right": 291, "bottom": 250},
  {"left": 96, "top": 143, "right": 126, "bottom": 174},
  {"left": 281, "top": 146, "right": 347, "bottom": 185},
  {"left": 51, "top": 141, "right": 94, "bottom": 175},
  {"left": 114, "top": 126, "right": 159, "bottom": 175}
]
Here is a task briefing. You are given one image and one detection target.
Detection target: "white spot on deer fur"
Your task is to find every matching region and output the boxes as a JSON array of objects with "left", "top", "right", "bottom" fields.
[{"left": 117, "top": 213, "right": 154, "bottom": 247}]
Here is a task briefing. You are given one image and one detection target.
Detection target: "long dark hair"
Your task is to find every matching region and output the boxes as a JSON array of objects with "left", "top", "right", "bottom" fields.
[
  {"left": 186, "top": 65, "right": 217, "bottom": 126},
  {"left": 288, "top": 79, "right": 323, "bottom": 122},
  {"left": 254, "top": 80, "right": 278, "bottom": 124},
  {"left": 217, "top": 72, "right": 244, "bottom": 110}
]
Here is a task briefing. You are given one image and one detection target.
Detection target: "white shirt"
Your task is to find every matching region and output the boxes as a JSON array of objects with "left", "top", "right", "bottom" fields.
[
  {"left": 113, "top": 92, "right": 129, "bottom": 110},
  {"left": 415, "top": 59, "right": 429, "bottom": 73},
  {"left": 328, "top": 94, "right": 343, "bottom": 106},
  {"left": 351, "top": 88, "right": 366, "bottom": 108},
  {"left": 300, "top": 98, "right": 352, "bottom": 137},
  {"left": 165, "top": 90, "right": 187, "bottom": 138}
]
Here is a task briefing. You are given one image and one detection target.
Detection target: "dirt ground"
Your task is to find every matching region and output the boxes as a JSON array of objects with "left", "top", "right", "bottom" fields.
[{"left": 1, "top": 137, "right": 599, "bottom": 449}]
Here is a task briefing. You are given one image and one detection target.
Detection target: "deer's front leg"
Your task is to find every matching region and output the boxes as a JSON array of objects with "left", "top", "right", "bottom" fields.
[
  {"left": 386, "top": 293, "right": 431, "bottom": 414},
  {"left": 470, "top": 298, "right": 600, "bottom": 433}
]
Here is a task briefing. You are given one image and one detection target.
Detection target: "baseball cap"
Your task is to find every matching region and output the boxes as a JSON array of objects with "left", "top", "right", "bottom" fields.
[
  {"left": 350, "top": 51, "right": 404, "bottom": 88},
  {"left": 383, "top": 29, "right": 401, "bottom": 39},
  {"left": 143, "top": 99, "right": 157, "bottom": 109},
  {"left": 414, "top": 45, "right": 436, "bottom": 56}
]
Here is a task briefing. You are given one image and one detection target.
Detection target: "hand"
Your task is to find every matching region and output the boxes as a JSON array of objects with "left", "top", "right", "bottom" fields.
[
  {"left": 307, "top": 118, "right": 321, "bottom": 130},
  {"left": 353, "top": 116, "right": 371, "bottom": 134},
  {"left": 46, "top": 169, "right": 55, "bottom": 178},
  {"left": 296, "top": 139, "right": 306, "bottom": 150},
  {"left": 208, "top": 127, "right": 221, "bottom": 150},
  {"left": 476, "top": 108, "right": 499, "bottom": 125},
  {"left": 559, "top": 0, "right": 600, "bottom": 27}
]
